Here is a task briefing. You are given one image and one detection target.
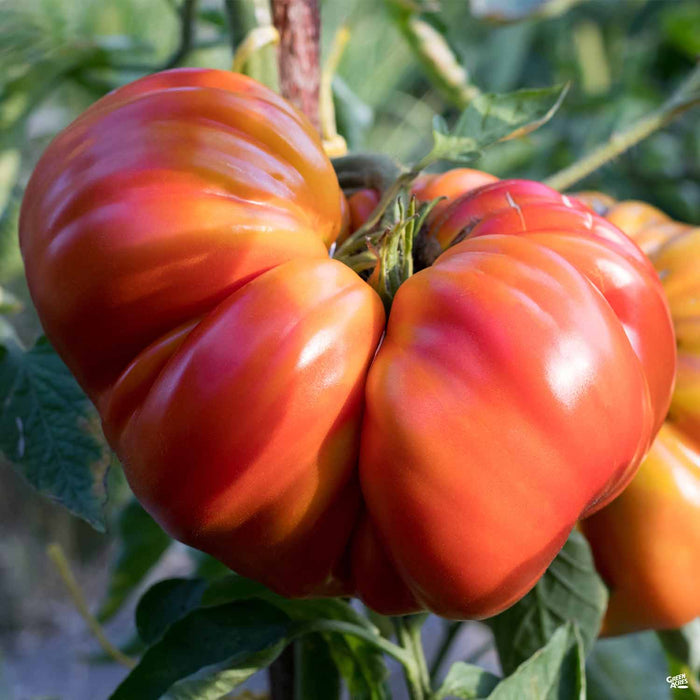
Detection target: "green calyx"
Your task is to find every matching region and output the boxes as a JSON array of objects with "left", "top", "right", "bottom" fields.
[{"left": 336, "top": 191, "right": 440, "bottom": 312}]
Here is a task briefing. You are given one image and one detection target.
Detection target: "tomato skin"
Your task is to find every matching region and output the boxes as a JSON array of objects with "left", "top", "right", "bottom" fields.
[
  {"left": 20, "top": 68, "right": 344, "bottom": 399},
  {"left": 351, "top": 517, "right": 422, "bottom": 615},
  {"left": 605, "top": 200, "right": 671, "bottom": 239},
  {"left": 352, "top": 180, "right": 673, "bottom": 618},
  {"left": 114, "top": 257, "right": 385, "bottom": 597},
  {"left": 21, "top": 72, "right": 674, "bottom": 620},
  {"left": 575, "top": 197, "right": 700, "bottom": 635},
  {"left": 337, "top": 191, "right": 352, "bottom": 245},
  {"left": 20, "top": 68, "right": 385, "bottom": 597},
  {"left": 581, "top": 423, "right": 700, "bottom": 634},
  {"left": 468, "top": 201, "right": 652, "bottom": 268},
  {"left": 412, "top": 168, "right": 498, "bottom": 221},
  {"left": 357, "top": 233, "right": 659, "bottom": 618},
  {"left": 412, "top": 168, "right": 498, "bottom": 200},
  {"left": 347, "top": 188, "right": 380, "bottom": 232},
  {"left": 426, "top": 179, "right": 589, "bottom": 251},
  {"left": 423, "top": 176, "right": 676, "bottom": 426},
  {"left": 655, "top": 227, "right": 700, "bottom": 444},
  {"left": 466, "top": 203, "right": 674, "bottom": 433}
]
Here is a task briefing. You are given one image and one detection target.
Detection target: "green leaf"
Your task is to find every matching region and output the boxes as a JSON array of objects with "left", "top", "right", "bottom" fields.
[
  {"left": 659, "top": 619, "right": 700, "bottom": 675},
  {"left": 586, "top": 632, "right": 671, "bottom": 700},
  {"left": 197, "top": 7, "right": 227, "bottom": 29},
  {"left": 426, "top": 83, "right": 569, "bottom": 165},
  {"left": 135, "top": 574, "right": 389, "bottom": 698},
  {"left": 97, "top": 500, "right": 172, "bottom": 622},
  {"left": 202, "top": 575, "right": 389, "bottom": 699},
  {"left": 110, "top": 600, "right": 291, "bottom": 700},
  {"left": 488, "top": 623, "right": 585, "bottom": 700},
  {"left": 0, "top": 149, "right": 19, "bottom": 210},
  {"left": 324, "top": 629, "right": 390, "bottom": 700},
  {"left": 202, "top": 574, "right": 374, "bottom": 630},
  {"left": 278, "top": 599, "right": 388, "bottom": 699},
  {"left": 136, "top": 578, "right": 209, "bottom": 646},
  {"left": 137, "top": 573, "right": 376, "bottom": 642},
  {"left": 200, "top": 574, "right": 273, "bottom": 608},
  {"left": 488, "top": 529, "right": 607, "bottom": 675},
  {"left": 163, "top": 644, "right": 284, "bottom": 700},
  {"left": 296, "top": 633, "right": 342, "bottom": 700},
  {"left": 0, "top": 332, "right": 108, "bottom": 530},
  {"left": 366, "top": 608, "right": 396, "bottom": 641},
  {"left": 436, "top": 662, "right": 500, "bottom": 699}
]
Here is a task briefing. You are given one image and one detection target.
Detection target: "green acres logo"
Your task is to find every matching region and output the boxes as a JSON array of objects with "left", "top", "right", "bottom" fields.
[{"left": 667, "top": 673, "right": 689, "bottom": 689}]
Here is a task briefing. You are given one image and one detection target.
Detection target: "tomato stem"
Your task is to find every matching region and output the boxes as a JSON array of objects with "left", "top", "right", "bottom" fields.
[
  {"left": 341, "top": 250, "right": 378, "bottom": 273},
  {"left": 394, "top": 615, "right": 433, "bottom": 699},
  {"left": 335, "top": 181, "right": 440, "bottom": 310},
  {"left": 271, "top": 0, "right": 322, "bottom": 132},
  {"left": 365, "top": 197, "right": 419, "bottom": 311}
]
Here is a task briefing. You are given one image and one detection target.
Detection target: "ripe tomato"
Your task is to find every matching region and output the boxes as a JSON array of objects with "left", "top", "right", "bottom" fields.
[
  {"left": 20, "top": 68, "right": 377, "bottom": 597},
  {"left": 355, "top": 180, "right": 674, "bottom": 617},
  {"left": 583, "top": 423, "right": 700, "bottom": 634},
  {"left": 20, "top": 70, "right": 675, "bottom": 618},
  {"left": 577, "top": 195, "right": 700, "bottom": 634}
]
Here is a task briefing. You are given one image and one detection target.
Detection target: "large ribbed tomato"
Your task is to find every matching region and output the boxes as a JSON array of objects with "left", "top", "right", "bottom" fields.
[
  {"left": 353, "top": 180, "right": 675, "bottom": 617},
  {"left": 20, "top": 67, "right": 377, "bottom": 598},
  {"left": 576, "top": 196, "right": 700, "bottom": 634},
  {"left": 20, "top": 69, "right": 675, "bottom": 619}
]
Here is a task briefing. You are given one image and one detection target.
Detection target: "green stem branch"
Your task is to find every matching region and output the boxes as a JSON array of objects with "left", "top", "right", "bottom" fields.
[
  {"left": 47, "top": 544, "right": 136, "bottom": 669},
  {"left": 545, "top": 62, "right": 700, "bottom": 191},
  {"left": 292, "top": 618, "right": 434, "bottom": 699},
  {"left": 393, "top": 616, "right": 432, "bottom": 700},
  {"left": 291, "top": 619, "right": 414, "bottom": 669},
  {"left": 409, "top": 617, "right": 432, "bottom": 694}
]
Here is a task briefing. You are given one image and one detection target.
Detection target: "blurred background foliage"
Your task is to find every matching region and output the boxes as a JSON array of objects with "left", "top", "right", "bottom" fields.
[{"left": 0, "top": 0, "right": 698, "bottom": 697}]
